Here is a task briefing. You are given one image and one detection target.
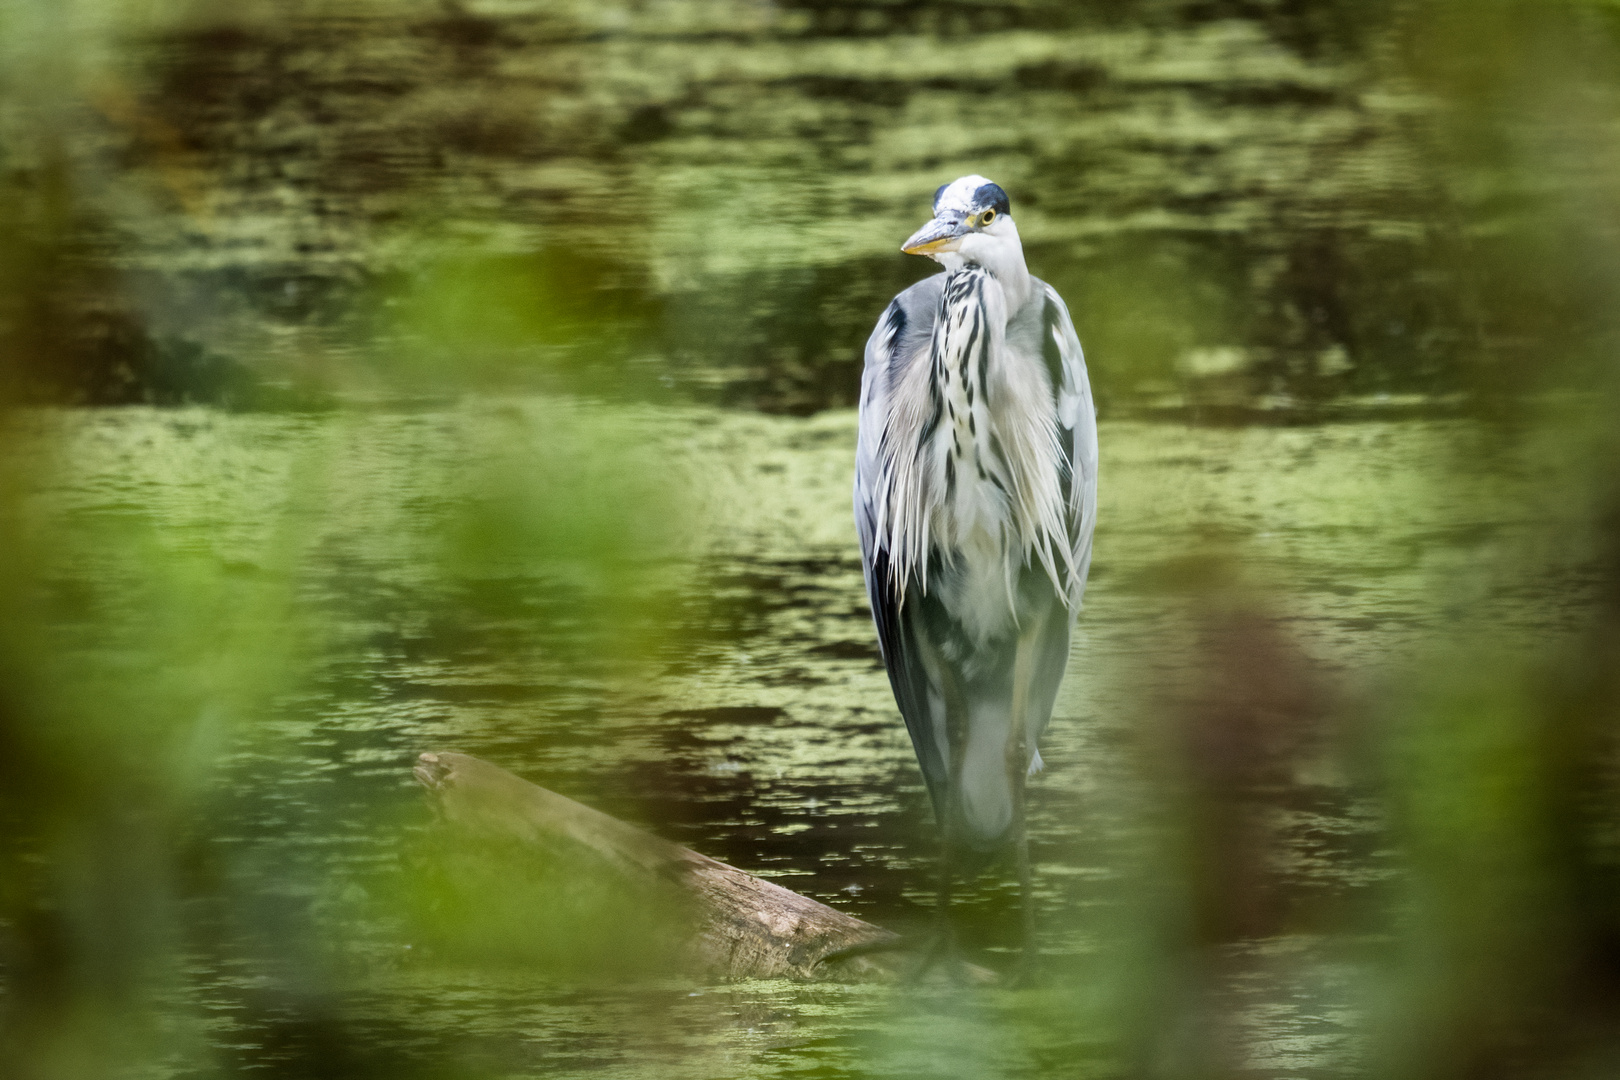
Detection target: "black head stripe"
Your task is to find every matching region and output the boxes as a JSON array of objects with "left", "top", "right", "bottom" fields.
[
  {"left": 933, "top": 183, "right": 950, "bottom": 213},
  {"left": 972, "top": 183, "right": 1011, "bottom": 217}
]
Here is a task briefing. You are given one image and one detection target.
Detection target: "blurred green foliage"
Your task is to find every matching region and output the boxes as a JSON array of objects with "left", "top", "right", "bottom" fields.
[{"left": 1, "top": 1, "right": 1619, "bottom": 1079}]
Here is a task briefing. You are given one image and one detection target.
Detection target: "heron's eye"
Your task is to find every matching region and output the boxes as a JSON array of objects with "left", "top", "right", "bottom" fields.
[{"left": 980, "top": 209, "right": 996, "bottom": 225}]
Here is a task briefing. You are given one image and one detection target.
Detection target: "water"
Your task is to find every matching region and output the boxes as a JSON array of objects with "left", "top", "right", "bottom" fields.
[
  {"left": 9, "top": 1, "right": 1501, "bottom": 414},
  {"left": 13, "top": 400, "right": 1591, "bottom": 1078}
]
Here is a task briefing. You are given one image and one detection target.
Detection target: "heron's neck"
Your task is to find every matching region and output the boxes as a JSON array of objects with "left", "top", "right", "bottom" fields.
[{"left": 939, "top": 224, "right": 1032, "bottom": 314}]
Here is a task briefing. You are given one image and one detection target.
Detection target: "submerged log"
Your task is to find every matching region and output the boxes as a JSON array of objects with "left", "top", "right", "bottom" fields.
[{"left": 413, "top": 751, "right": 992, "bottom": 984}]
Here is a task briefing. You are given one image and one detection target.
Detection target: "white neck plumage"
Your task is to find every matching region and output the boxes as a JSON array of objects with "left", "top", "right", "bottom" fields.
[{"left": 936, "top": 217, "right": 1032, "bottom": 315}]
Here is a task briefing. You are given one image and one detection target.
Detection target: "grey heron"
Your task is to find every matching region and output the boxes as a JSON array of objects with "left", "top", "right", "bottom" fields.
[{"left": 854, "top": 176, "right": 1097, "bottom": 975}]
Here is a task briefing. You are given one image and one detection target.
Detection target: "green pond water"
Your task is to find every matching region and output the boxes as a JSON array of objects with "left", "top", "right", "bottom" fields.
[
  {"left": 9, "top": 399, "right": 1592, "bottom": 1079},
  {"left": 5, "top": 0, "right": 1523, "bottom": 416}
]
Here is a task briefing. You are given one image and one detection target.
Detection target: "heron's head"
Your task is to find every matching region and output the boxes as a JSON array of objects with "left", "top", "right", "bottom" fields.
[{"left": 901, "top": 175, "right": 1020, "bottom": 272}]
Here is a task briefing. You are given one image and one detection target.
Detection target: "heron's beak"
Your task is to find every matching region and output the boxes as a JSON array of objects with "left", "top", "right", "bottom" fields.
[{"left": 902, "top": 216, "right": 969, "bottom": 256}]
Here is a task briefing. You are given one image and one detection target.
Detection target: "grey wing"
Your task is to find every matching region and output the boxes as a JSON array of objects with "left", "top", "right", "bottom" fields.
[
  {"left": 854, "top": 277, "right": 951, "bottom": 809},
  {"left": 1038, "top": 281, "right": 1099, "bottom": 614}
]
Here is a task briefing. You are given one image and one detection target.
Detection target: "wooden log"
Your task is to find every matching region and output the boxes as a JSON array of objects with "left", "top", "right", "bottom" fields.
[{"left": 412, "top": 751, "right": 993, "bottom": 984}]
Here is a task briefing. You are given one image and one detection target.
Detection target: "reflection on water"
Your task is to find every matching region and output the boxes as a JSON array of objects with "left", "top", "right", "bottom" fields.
[
  {"left": 16, "top": 400, "right": 1591, "bottom": 1078},
  {"left": 6, "top": 2, "right": 1500, "bottom": 414}
]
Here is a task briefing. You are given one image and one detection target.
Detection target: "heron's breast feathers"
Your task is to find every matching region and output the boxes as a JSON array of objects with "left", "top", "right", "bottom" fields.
[{"left": 870, "top": 268, "right": 1077, "bottom": 612}]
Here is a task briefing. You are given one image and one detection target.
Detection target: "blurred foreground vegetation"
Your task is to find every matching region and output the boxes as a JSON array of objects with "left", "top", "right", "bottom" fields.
[{"left": 2, "top": 1, "right": 1620, "bottom": 1079}]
